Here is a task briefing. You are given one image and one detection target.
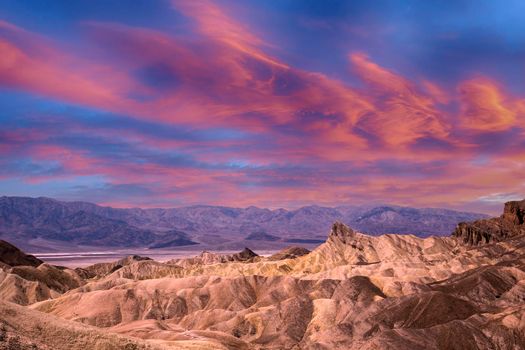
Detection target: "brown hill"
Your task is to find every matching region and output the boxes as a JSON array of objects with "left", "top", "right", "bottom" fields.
[
  {"left": 0, "top": 240, "right": 42, "bottom": 267},
  {"left": 80, "top": 255, "right": 153, "bottom": 278},
  {"left": 167, "top": 248, "right": 259, "bottom": 268},
  {"left": 0, "top": 300, "right": 168, "bottom": 350},
  {"left": 267, "top": 246, "right": 310, "bottom": 261}
]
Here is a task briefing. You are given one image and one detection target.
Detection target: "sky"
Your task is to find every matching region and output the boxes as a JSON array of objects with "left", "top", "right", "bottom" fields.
[{"left": 0, "top": 0, "right": 524, "bottom": 214}]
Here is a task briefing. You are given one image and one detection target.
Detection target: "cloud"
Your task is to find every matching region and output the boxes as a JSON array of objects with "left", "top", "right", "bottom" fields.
[
  {"left": 171, "top": 0, "right": 287, "bottom": 68},
  {"left": 0, "top": 1, "right": 524, "bottom": 212},
  {"left": 349, "top": 52, "right": 450, "bottom": 147},
  {"left": 478, "top": 192, "right": 524, "bottom": 203},
  {"left": 458, "top": 78, "right": 520, "bottom": 131}
]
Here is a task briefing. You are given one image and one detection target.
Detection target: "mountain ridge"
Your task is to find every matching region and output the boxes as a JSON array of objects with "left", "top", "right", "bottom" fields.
[
  {"left": 0, "top": 196, "right": 488, "bottom": 251},
  {"left": 0, "top": 200, "right": 524, "bottom": 349},
  {"left": 0, "top": 199, "right": 524, "bottom": 349}
]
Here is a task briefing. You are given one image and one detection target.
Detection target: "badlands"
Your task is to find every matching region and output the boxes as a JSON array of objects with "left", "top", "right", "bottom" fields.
[{"left": 0, "top": 199, "right": 525, "bottom": 349}]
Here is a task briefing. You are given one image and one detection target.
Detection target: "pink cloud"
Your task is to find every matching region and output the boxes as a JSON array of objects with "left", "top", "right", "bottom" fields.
[
  {"left": 1, "top": 1, "right": 525, "bottom": 211},
  {"left": 458, "top": 78, "right": 522, "bottom": 132},
  {"left": 349, "top": 52, "right": 450, "bottom": 146}
]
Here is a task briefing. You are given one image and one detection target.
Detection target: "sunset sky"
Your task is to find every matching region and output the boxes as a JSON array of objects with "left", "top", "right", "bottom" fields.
[{"left": 1, "top": 0, "right": 524, "bottom": 213}]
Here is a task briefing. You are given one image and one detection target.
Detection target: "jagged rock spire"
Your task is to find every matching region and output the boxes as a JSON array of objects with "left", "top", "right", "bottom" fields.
[
  {"left": 328, "top": 221, "right": 355, "bottom": 244},
  {"left": 502, "top": 200, "right": 525, "bottom": 225}
]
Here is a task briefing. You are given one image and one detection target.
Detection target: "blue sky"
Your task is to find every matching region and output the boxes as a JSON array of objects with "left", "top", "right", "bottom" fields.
[{"left": 1, "top": 0, "right": 524, "bottom": 213}]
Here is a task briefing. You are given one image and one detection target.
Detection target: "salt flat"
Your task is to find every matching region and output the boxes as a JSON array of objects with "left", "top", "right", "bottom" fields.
[{"left": 32, "top": 249, "right": 283, "bottom": 268}]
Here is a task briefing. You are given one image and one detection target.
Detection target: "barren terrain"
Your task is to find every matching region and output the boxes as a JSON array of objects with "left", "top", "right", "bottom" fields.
[{"left": 0, "top": 200, "right": 524, "bottom": 349}]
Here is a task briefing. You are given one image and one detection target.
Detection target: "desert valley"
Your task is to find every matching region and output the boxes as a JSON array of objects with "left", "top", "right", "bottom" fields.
[{"left": 1, "top": 199, "right": 524, "bottom": 349}]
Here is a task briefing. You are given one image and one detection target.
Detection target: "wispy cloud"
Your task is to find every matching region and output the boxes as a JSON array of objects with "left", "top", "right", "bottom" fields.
[{"left": 0, "top": 1, "right": 524, "bottom": 212}]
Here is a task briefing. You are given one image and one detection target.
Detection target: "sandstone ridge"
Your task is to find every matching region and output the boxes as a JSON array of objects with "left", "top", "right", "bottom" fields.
[{"left": 453, "top": 199, "right": 525, "bottom": 245}]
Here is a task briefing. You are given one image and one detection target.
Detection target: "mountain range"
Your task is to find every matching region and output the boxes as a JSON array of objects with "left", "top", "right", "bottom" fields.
[
  {"left": 0, "top": 196, "right": 488, "bottom": 251},
  {"left": 0, "top": 199, "right": 523, "bottom": 349}
]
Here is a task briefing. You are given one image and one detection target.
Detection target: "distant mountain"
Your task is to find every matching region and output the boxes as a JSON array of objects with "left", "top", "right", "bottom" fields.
[
  {"left": 0, "top": 196, "right": 488, "bottom": 251},
  {"left": 245, "top": 231, "right": 280, "bottom": 241},
  {"left": 0, "top": 197, "right": 197, "bottom": 250},
  {"left": 348, "top": 205, "right": 490, "bottom": 236},
  {"left": 148, "top": 230, "right": 199, "bottom": 249}
]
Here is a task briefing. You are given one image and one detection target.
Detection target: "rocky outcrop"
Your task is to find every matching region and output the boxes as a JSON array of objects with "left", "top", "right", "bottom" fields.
[
  {"left": 0, "top": 240, "right": 86, "bottom": 305},
  {"left": 167, "top": 248, "right": 259, "bottom": 268},
  {"left": 0, "top": 263, "right": 84, "bottom": 305},
  {"left": 230, "top": 247, "right": 258, "bottom": 261},
  {"left": 268, "top": 246, "right": 310, "bottom": 261},
  {"left": 80, "top": 255, "right": 153, "bottom": 278},
  {"left": 453, "top": 199, "right": 525, "bottom": 245},
  {"left": 328, "top": 221, "right": 356, "bottom": 244},
  {"left": 503, "top": 200, "right": 525, "bottom": 225},
  {"left": 0, "top": 240, "right": 42, "bottom": 267}
]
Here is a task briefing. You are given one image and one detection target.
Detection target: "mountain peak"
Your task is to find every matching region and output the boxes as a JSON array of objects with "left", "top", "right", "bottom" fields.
[
  {"left": 236, "top": 247, "right": 258, "bottom": 260},
  {"left": 328, "top": 221, "right": 355, "bottom": 244}
]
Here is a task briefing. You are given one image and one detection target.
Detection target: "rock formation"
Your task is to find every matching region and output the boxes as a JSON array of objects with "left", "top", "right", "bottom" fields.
[
  {"left": 267, "top": 246, "right": 310, "bottom": 261},
  {"left": 167, "top": 247, "right": 259, "bottom": 268},
  {"left": 328, "top": 220, "right": 356, "bottom": 244},
  {"left": 503, "top": 199, "right": 525, "bottom": 225},
  {"left": 2, "top": 208, "right": 525, "bottom": 349},
  {"left": 0, "top": 240, "right": 42, "bottom": 267},
  {"left": 78, "top": 255, "right": 153, "bottom": 278},
  {"left": 453, "top": 199, "right": 525, "bottom": 245}
]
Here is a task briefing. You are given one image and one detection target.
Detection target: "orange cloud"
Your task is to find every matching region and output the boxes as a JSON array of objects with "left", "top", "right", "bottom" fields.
[
  {"left": 458, "top": 78, "right": 518, "bottom": 131},
  {"left": 2, "top": 3, "right": 525, "bottom": 212},
  {"left": 350, "top": 52, "right": 412, "bottom": 92},
  {"left": 349, "top": 52, "right": 450, "bottom": 146},
  {"left": 171, "top": 0, "right": 287, "bottom": 69},
  {"left": 0, "top": 42, "right": 142, "bottom": 118},
  {"left": 422, "top": 80, "right": 450, "bottom": 105}
]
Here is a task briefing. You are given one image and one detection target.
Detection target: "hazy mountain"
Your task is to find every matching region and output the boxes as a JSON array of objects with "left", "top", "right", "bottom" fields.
[
  {"left": 348, "top": 205, "right": 490, "bottom": 235},
  {"left": 0, "top": 196, "right": 488, "bottom": 251},
  {"left": 0, "top": 197, "right": 195, "bottom": 250},
  {"left": 245, "top": 231, "right": 280, "bottom": 241}
]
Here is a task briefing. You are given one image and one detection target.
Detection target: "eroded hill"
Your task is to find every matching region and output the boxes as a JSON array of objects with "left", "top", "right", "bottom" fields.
[{"left": 1, "top": 200, "right": 525, "bottom": 349}]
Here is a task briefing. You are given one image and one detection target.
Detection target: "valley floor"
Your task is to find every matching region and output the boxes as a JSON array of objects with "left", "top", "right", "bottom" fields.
[{"left": 32, "top": 249, "right": 279, "bottom": 268}]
